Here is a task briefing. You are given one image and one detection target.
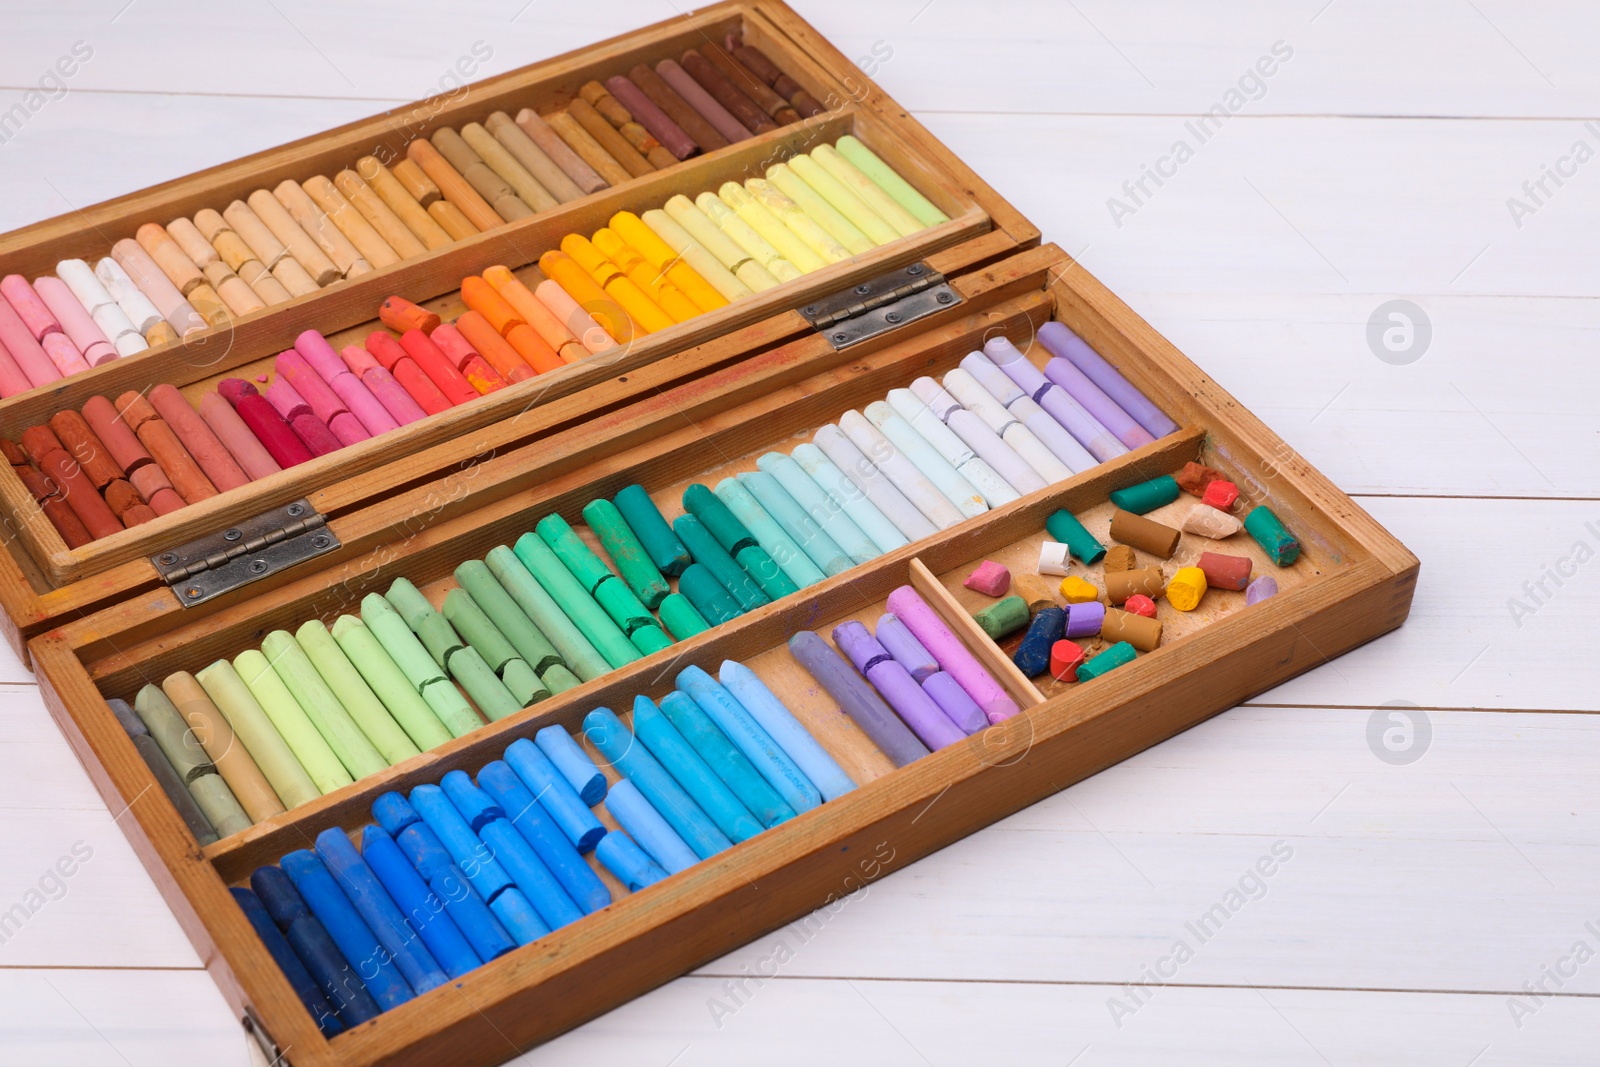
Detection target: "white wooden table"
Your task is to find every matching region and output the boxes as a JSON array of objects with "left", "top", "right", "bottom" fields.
[{"left": 2, "top": 2, "right": 1595, "bottom": 1063}]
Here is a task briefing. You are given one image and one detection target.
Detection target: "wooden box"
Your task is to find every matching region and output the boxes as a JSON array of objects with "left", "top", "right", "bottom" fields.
[{"left": 9, "top": 5, "right": 1416, "bottom": 1066}]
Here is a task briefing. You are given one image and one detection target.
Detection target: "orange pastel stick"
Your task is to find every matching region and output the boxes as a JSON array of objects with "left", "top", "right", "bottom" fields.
[
  {"left": 481, "top": 265, "right": 586, "bottom": 363},
  {"left": 406, "top": 139, "right": 505, "bottom": 233},
  {"left": 561, "top": 234, "right": 673, "bottom": 333},
  {"left": 453, "top": 312, "right": 537, "bottom": 381},
  {"left": 504, "top": 324, "right": 564, "bottom": 373},
  {"left": 378, "top": 295, "right": 441, "bottom": 335},
  {"left": 537, "top": 250, "right": 634, "bottom": 345},
  {"left": 459, "top": 276, "right": 524, "bottom": 336}
]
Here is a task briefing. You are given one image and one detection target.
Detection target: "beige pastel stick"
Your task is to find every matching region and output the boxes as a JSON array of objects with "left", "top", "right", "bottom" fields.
[
  {"left": 332, "top": 170, "right": 427, "bottom": 259},
  {"left": 221, "top": 200, "right": 290, "bottom": 269},
  {"left": 246, "top": 189, "right": 342, "bottom": 286},
  {"left": 202, "top": 260, "right": 267, "bottom": 315},
  {"left": 165, "top": 217, "right": 219, "bottom": 270},
  {"left": 542, "top": 109, "right": 632, "bottom": 187},
  {"left": 484, "top": 110, "right": 586, "bottom": 203},
  {"left": 161, "top": 671, "right": 285, "bottom": 823},
  {"left": 406, "top": 138, "right": 505, "bottom": 232},
  {"left": 186, "top": 283, "right": 231, "bottom": 327},
  {"left": 135, "top": 223, "right": 204, "bottom": 294},
  {"left": 235, "top": 258, "right": 293, "bottom": 306},
  {"left": 302, "top": 175, "right": 401, "bottom": 269},
  {"left": 427, "top": 201, "right": 479, "bottom": 241},
  {"left": 355, "top": 157, "right": 453, "bottom": 250},
  {"left": 429, "top": 128, "right": 533, "bottom": 221},
  {"left": 269, "top": 256, "right": 319, "bottom": 298},
  {"left": 271, "top": 180, "right": 371, "bottom": 278},
  {"left": 391, "top": 157, "right": 441, "bottom": 207},
  {"left": 461, "top": 121, "right": 558, "bottom": 212}
]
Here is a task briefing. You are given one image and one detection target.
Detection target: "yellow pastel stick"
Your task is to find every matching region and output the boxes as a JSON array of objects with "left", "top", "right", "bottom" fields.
[
  {"left": 835, "top": 135, "right": 950, "bottom": 228},
  {"left": 718, "top": 182, "right": 827, "bottom": 273},
  {"left": 561, "top": 234, "right": 675, "bottom": 333},
  {"left": 610, "top": 212, "right": 729, "bottom": 313},
  {"left": 695, "top": 192, "right": 804, "bottom": 283},
  {"left": 640, "top": 209, "right": 754, "bottom": 303},
  {"left": 592, "top": 228, "right": 702, "bottom": 324},
  {"left": 537, "top": 249, "right": 634, "bottom": 344},
  {"left": 662, "top": 196, "right": 779, "bottom": 292},
  {"left": 810, "top": 144, "right": 923, "bottom": 238},
  {"left": 788, "top": 153, "right": 901, "bottom": 245},
  {"left": 765, "top": 162, "right": 876, "bottom": 255},
  {"left": 745, "top": 178, "right": 850, "bottom": 265}
]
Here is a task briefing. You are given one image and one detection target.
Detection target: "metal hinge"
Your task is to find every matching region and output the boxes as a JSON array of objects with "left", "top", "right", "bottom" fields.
[
  {"left": 799, "top": 262, "right": 961, "bottom": 349},
  {"left": 152, "top": 499, "right": 340, "bottom": 606},
  {"left": 243, "top": 1006, "right": 290, "bottom": 1066}
]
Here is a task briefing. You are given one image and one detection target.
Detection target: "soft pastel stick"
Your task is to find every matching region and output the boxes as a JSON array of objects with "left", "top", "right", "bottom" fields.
[
  {"left": 837, "top": 410, "right": 966, "bottom": 529},
  {"left": 629, "top": 696, "right": 763, "bottom": 844},
  {"left": 672, "top": 514, "right": 768, "bottom": 612},
  {"left": 296, "top": 330, "right": 397, "bottom": 437},
  {"left": 340, "top": 345, "right": 428, "bottom": 426},
  {"left": 790, "top": 442, "right": 908, "bottom": 555},
  {"left": 712, "top": 476, "right": 826, "bottom": 590},
  {"left": 922, "top": 670, "right": 988, "bottom": 734},
  {"left": 0, "top": 292, "right": 62, "bottom": 386},
  {"left": 280, "top": 850, "right": 415, "bottom": 1010},
  {"left": 357, "top": 825, "right": 481, "bottom": 978},
  {"left": 876, "top": 613, "right": 939, "bottom": 683},
  {"left": 656, "top": 593, "right": 709, "bottom": 641},
  {"left": 503, "top": 737, "right": 606, "bottom": 852},
  {"left": 329, "top": 615, "right": 453, "bottom": 751},
  {"left": 1, "top": 274, "right": 62, "bottom": 339},
  {"left": 485, "top": 546, "right": 612, "bottom": 681},
  {"left": 604, "top": 778, "right": 697, "bottom": 874},
  {"left": 910, "top": 376, "right": 1049, "bottom": 495},
  {"left": 786, "top": 154, "right": 900, "bottom": 246},
  {"left": 94, "top": 255, "right": 171, "bottom": 334},
  {"left": 884, "top": 389, "right": 1020, "bottom": 507},
  {"left": 639, "top": 208, "right": 753, "bottom": 303},
  {"left": 786, "top": 632, "right": 928, "bottom": 767},
  {"left": 232, "top": 887, "right": 344, "bottom": 1036},
  {"left": 260, "top": 631, "right": 388, "bottom": 779},
  {"left": 695, "top": 191, "right": 803, "bottom": 282},
  {"left": 609, "top": 210, "right": 728, "bottom": 313},
  {"left": 981, "top": 339, "right": 1128, "bottom": 462},
  {"left": 718, "top": 182, "right": 827, "bottom": 272},
  {"left": 582, "top": 498, "right": 670, "bottom": 609},
  {"left": 745, "top": 178, "right": 850, "bottom": 264},
  {"left": 481, "top": 265, "right": 586, "bottom": 363},
  {"left": 251, "top": 865, "right": 382, "bottom": 1026},
  {"left": 737, "top": 470, "right": 853, "bottom": 577},
  {"left": 535, "top": 724, "right": 606, "bottom": 805},
  {"left": 656, "top": 57, "right": 751, "bottom": 143},
  {"left": 595, "top": 831, "right": 668, "bottom": 892},
  {"left": 133, "top": 684, "right": 252, "bottom": 836},
  {"left": 656, "top": 690, "right": 793, "bottom": 830},
  {"left": 586, "top": 707, "right": 733, "bottom": 859},
  {"left": 661, "top": 194, "right": 779, "bottom": 292},
  {"left": 719, "top": 660, "right": 855, "bottom": 801},
  {"left": 513, "top": 107, "right": 609, "bottom": 194},
  {"left": 108, "top": 698, "right": 215, "bottom": 844},
  {"left": 194, "top": 660, "right": 319, "bottom": 808},
  {"left": 440, "top": 771, "right": 582, "bottom": 930},
  {"left": 295, "top": 621, "right": 420, "bottom": 765},
  {"left": 835, "top": 135, "right": 949, "bottom": 228},
  {"left": 195, "top": 392, "right": 281, "bottom": 480},
  {"left": 398, "top": 328, "right": 480, "bottom": 406},
  {"left": 811, "top": 143, "right": 923, "bottom": 238},
  {"left": 833, "top": 622, "right": 965, "bottom": 750},
  {"left": 961, "top": 351, "right": 1105, "bottom": 468},
  {"left": 677, "top": 563, "right": 742, "bottom": 626},
  {"left": 560, "top": 234, "right": 674, "bottom": 333},
  {"left": 940, "top": 368, "right": 1076, "bottom": 481},
  {"left": 359, "top": 594, "right": 482, "bottom": 739},
  {"left": 234, "top": 648, "right": 351, "bottom": 794},
  {"left": 484, "top": 111, "right": 587, "bottom": 203},
  {"left": 1038, "top": 321, "right": 1177, "bottom": 440},
  {"left": 161, "top": 672, "right": 284, "bottom": 822},
  {"left": 147, "top": 384, "right": 250, "bottom": 492},
  {"left": 315, "top": 828, "right": 449, "bottom": 993},
  {"left": 410, "top": 784, "right": 516, "bottom": 905},
  {"left": 35, "top": 276, "right": 116, "bottom": 364},
  {"left": 676, "top": 665, "right": 819, "bottom": 814},
  {"left": 513, "top": 531, "right": 639, "bottom": 670},
  {"left": 533, "top": 278, "right": 614, "bottom": 355},
  {"left": 478, "top": 761, "right": 611, "bottom": 914},
  {"left": 110, "top": 239, "right": 205, "bottom": 334},
  {"left": 765, "top": 162, "right": 875, "bottom": 255},
  {"left": 455, "top": 560, "right": 563, "bottom": 673},
  {"left": 755, "top": 451, "right": 878, "bottom": 566},
  {"left": 885, "top": 585, "right": 1021, "bottom": 724},
  {"left": 218, "top": 378, "right": 315, "bottom": 469}
]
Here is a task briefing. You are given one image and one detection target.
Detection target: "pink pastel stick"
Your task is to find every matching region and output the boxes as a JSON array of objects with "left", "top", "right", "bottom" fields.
[
  {"left": 327, "top": 412, "right": 371, "bottom": 447},
  {"left": 111, "top": 238, "right": 204, "bottom": 335},
  {"left": 535, "top": 279, "right": 613, "bottom": 354},
  {"left": 341, "top": 345, "right": 427, "bottom": 426},
  {"left": 0, "top": 275, "right": 62, "bottom": 340},
  {"left": 296, "top": 331, "right": 397, "bottom": 436},
  {"left": 264, "top": 378, "right": 313, "bottom": 421},
  {"left": 275, "top": 350, "right": 349, "bottom": 426},
  {"left": 41, "top": 332, "right": 90, "bottom": 375},
  {"left": 198, "top": 391, "right": 283, "bottom": 480},
  {"left": 0, "top": 337, "right": 33, "bottom": 397},
  {"left": 0, "top": 293, "right": 62, "bottom": 387},
  {"left": 884, "top": 585, "right": 1020, "bottom": 724},
  {"left": 35, "top": 276, "right": 118, "bottom": 365}
]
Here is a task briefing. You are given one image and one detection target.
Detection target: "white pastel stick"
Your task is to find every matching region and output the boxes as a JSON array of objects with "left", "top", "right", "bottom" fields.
[
  {"left": 837, "top": 410, "right": 966, "bottom": 529},
  {"left": 863, "top": 401, "right": 988, "bottom": 518},
  {"left": 910, "top": 375, "right": 1047, "bottom": 494},
  {"left": 942, "top": 368, "right": 1074, "bottom": 482},
  {"left": 810, "top": 428, "right": 939, "bottom": 543},
  {"left": 94, "top": 257, "right": 163, "bottom": 333},
  {"left": 791, "top": 443, "right": 909, "bottom": 555},
  {"left": 88, "top": 301, "right": 142, "bottom": 344},
  {"left": 1038, "top": 541, "right": 1071, "bottom": 576},
  {"left": 56, "top": 258, "right": 116, "bottom": 314},
  {"left": 109, "top": 328, "right": 150, "bottom": 357},
  {"left": 885, "top": 389, "right": 1018, "bottom": 507}
]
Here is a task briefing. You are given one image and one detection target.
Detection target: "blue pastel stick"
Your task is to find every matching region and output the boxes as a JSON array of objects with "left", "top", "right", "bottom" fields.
[
  {"left": 756, "top": 451, "right": 880, "bottom": 566},
  {"left": 631, "top": 695, "right": 763, "bottom": 843},
  {"left": 359, "top": 825, "right": 482, "bottom": 979},
  {"left": 232, "top": 886, "right": 344, "bottom": 1036},
  {"left": 489, "top": 887, "right": 550, "bottom": 944},
  {"left": 535, "top": 725, "right": 606, "bottom": 805},
  {"left": 584, "top": 707, "right": 732, "bottom": 860},
  {"left": 712, "top": 476, "right": 828, "bottom": 589},
  {"left": 504, "top": 738, "right": 606, "bottom": 852},
  {"left": 251, "top": 866, "right": 381, "bottom": 1026},
  {"left": 315, "top": 828, "right": 448, "bottom": 994},
  {"left": 595, "top": 831, "right": 668, "bottom": 892},
  {"left": 676, "top": 665, "right": 821, "bottom": 813},
  {"left": 604, "top": 778, "right": 698, "bottom": 874},
  {"left": 372, "top": 802, "right": 515, "bottom": 962},
  {"left": 738, "top": 470, "right": 852, "bottom": 577},
  {"left": 658, "top": 691, "right": 795, "bottom": 828},
  {"left": 440, "top": 770, "right": 583, "bottom": 930},
  {"left": 279, "top": 851, "right": 414, "bottom": 1010},
  {"left": 718, "top": 660, "right": 856, "bottom": 802},
  {"left": 373, "top": 791, "right": 422, "bottom": 835},
  {"left": 410, "top": 784, "right": 514, "bottom": 903},
  {"left": 478, "top": 760, "right": 612, "bottom": 914}
]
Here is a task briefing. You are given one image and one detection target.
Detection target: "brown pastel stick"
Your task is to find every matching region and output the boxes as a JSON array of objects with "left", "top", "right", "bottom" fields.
[
  {"left": 1176, "top": 461, "right": 1225, "bottom": 497},
  {"left": 333, "top": 170, "right": 428, "bottom": 258},
  {"left": 1196, "top": 551, "right": 1252, "bottom": 591},
  {"left": 103, "top": 478, "right": 145, "bottom": 517},
  {"left": 774, "top": 73, "right": 826, "bottom": 117},
  {"left": 120, "top": 503, "right": 158, "bottom": 526},
  {"left": 680, "top": 49, "right": 776, "bottom": 134},
  {"left": 246, "top": 189, "right": 342, "bottom": 286},
  {"left": 17, "top": 466, "right": 92, "bottom": 547},
  {"left": 614, "top": 122, "right": 677, "bottom": 170},
  {"left": 302, "top": 175, "right": 401, "bottom": 270},
  {"left": 36, "top": 446, "right": 122, "bottom": 539},
  {"left": 164, "top": 217, "right": 219, "bottom": 270},
  {"left": 1109, "top": 508, "right": 1181, "bottom": 559},
  {"left": 48, "top": 411, "right": 124, "bottom": 488},
  {"left": 1101, "top": 607, "right": 1162, "bottom": 652},
  {"left": 579, "top": 81, "right": 632, "bottom": 128},
  {"left": 1012, "top": 572, "right": 1060, "bottom": 613},
  {"left": 427, "top": 201, "right": 479, "bottom": 241},
  {"left": 129, "top": 463, "right": 185, "bottom": 515},
  {"left": 567, "top": 98, "right": 655, "bottom": 178},
  {"left": 731, "top": 42, "right": 825, "bottom": 115},
  {"left": 273, "top": 179, "right": 373, "bottom": 277},
  {"left": 513, "top": 108, "right": 609, "bottom": 194},
  {"left": 162, "top": 671, "right": 286, "bottom": 822},
  {"left": 628, "top": 62, "right": 730, "bottom": 151},
  {"left": 701, "top": 43, "right": 798, "bottom": 123},
  {"left": 1102, "top": 544, "right": 1137, "bottom": 573},
  {"left": 135, "top": 223, "right": 205, "bottom": 294},
  {"left": 1105, "top": 566, "right": 1166, "bottom": 605},
  {"left": 185, "top": 283, "right": 230, "bottom": 327},
  {"left": 406, "top": 138, "right": 505, "bottom": 232},
  {"left": 82, "top": 395, "right": 153, "bottom": 473},
  {"left": 391, "top": 157, "right": 442, "bottom": 208},
  {"left": 115, "top": 391, "right": 217, "bottom": 504},
  {"left": 149, "top": 384, "right": 249, "bottom": 492},
  {"left": 727, "top": 36, "right": 784, "bottom": 83},
  {"left": 543, "top": 110, "right": 632, "bottom": 187},
  {"left": 355, "top": 157, "right": 454, "bottom": 251},
  {"left": 1, "top": 438, "right": 27, "bottom": 466}
]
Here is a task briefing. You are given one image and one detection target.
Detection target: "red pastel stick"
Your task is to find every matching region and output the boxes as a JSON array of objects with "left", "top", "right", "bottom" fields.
[{"left": 219, "top": 378, "right": 314, "bottom": 468}]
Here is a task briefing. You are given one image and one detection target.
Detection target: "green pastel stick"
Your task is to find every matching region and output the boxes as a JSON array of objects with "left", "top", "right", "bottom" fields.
[
  {"left": 484, "top": 546, "right": 612, "bottom": 681},
  {"left": 420, "top": 680, "right": 483, "bottom": 738},
  {"left": 540, "top": 663, "right": 582, "bottom": 695},
  {"left": 358, "top": 595, "right": 481, "bottom": 739},
  {"left": 973, "top": 596, "right": 1030, "bottom": 641},
  {"left": 1077, "top": 640, "right": 1137, "bottom": 681},
  {"left": 443, "top": 588, "right": 519, "bottom": 672},
  {"left": 713, "top": 476, "right": 825, "bottom": 589},
  {"left": 295, "top": 621, "right": 421, "bottom": 765},
  {"left": 233, "top": 649, "right": 352, "bottom": 794},
  {"left": 512, "top": 532, "right": 640, "bottom": 670},
  {"left": 329, "top": 615, "right": 453, "bottom": 751},
  {"left": 1044, "top": 509, "right": 1107, "bottom": 563},
  {"left": 187, "top": 774, "right": 252, "bottom": 837},
  {"left": 133, "top": 683, "right": 213, "bottom": 782},
  {"left": 261, "top": 631, "right": 388, "bottom": 779},
  {"left": 445, "top": 645, "right": 523, "bottom": 721},
  {"left": 502, "top": 659, "right": 550, "bottom": 705},
  {"left": 1244, "top": 505, "right": 1300, "bottom": 566},
  {"left": 592, "top": 577, "right": 655, "bottom": 635},
  {"left": 454, "top": 561, "right": 562, "bottom": 672},
  {"left": 536, "top": 514, "right": 613, "bottom": 594},
  {"left": 614, "top": 484, "right": 690, "bottom": 577},
  {"left": 387, "top": 578, "right": 463, "bottom": 670},
  {"left": 835, "top": 135, "right": 950, "bottom": 228},
  {"left": 678, "top": 563, "right": 742, "bottom": 625},
  {"left": 672, "top": 514, "right": 768, "bottom": 612},
  {"left": 195, "top": 660, "right": 320, "bottom": 808},
  {"left": 657, "top": 593, "right": 709, "bottom": 640},
  {"left": 1108, "top": 475, "right": 1179, "bottom": 515},
  {"left": 734, "top": 544, "right": 800, "bottom": 602},
  {"left": 629, "top": 624, "right": 673, "bottom": 656},
  {"left": 582, "top": 498, "right": 670, "bottom": 609},
  {"left": 681, "top": 482, "right": 757, "bottom": 554}
]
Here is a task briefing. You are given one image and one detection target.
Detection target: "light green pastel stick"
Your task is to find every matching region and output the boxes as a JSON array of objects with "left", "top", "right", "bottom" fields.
[
  {"left": 511, "top": 533, "right": 639, "bottom": 671},
  {"left": 443, "top": 588, "right": 520, "bottom": 672},
  {"left": 134, "top": 684, "right": 251, "bottom": 836},
  {"left": 502, "top": 659, "right": 549, "bottom": 706},
  {"left": 359, "top": 594, "right": 482, "bottom": 739},
  {"left": 834, "top": 135, "right": 950, "bottom": 228},
  {"left": 786, "top": 153, "right": 900, "bottom": 246},
  {"left": 329, "top": 615, "right": 453, "bottom": 751},
  {"left": 296, "top": 621, "right": 421, "bottom": 765},
  {"left": 261, "top": 631, "right": 388, "bottom": 779},
  {"left": 540, "top": 663, "right": 581, "bottom": 695},
  {"left": 233, "top": 649, "right": 351, "bottom": 794},
  {"left": 454, "top": 561, "right": 562, "bottom": 672},
  {"left": 765, "top": 162, "right": 875, "bottom": 255},
  {"left": 484, "top": 546, "right": 611, "bottom": 682},
  {"left": 195, "top": 660, "right": 320, "bottom": 808},
  {"left": 810, "top": 144, "right": 922, "bottom": 238},
  {"left": 387, "top": 578, "right": 463, "bottom": 670},
  {"left": 445, "top": 645, "right": 523, "bottom": 721}
]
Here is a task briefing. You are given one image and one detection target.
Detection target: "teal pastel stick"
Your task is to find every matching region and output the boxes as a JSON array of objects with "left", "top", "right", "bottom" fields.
[
  {"left": 719, "top": 660, "right": 855, "bottom": 802},
  {"left": 613, "top": 484, "right": 690, "bottom": 577},
  {"left": 677, "top": 564, "right": 742, "bottom": 625},
  {"left": 445, "top": 645, "right": 523, "bottom": 720},
  {"left": 733, "top": 544, "right": 800, "bottom": 603},
  {"left": 583, "top": 498, "right": 670, "bottom": 609},
  {"left": 659, "top": 691, "right": 794, "bottom": 828},
  {"left": 712, "top": 476, "right": 826, "bottom": 590},
  {"left": 631, "top": 695, "right": 763, "bottom": 843},
  {"left": 1244, "top": 505, "right": 1300, "bottom": 566},
  {"left": 672, "top": 514, "right": 768, "bottom": 612},
  {"left": 583, "top": 707, "right": 732, "bottom": 860},
  {"left": 676, "top": 665, "right": 821, "bottom": 814},
  {"left": 628, "top": 624, "right": 674, "bottom": 656},
  {"left": 454, "top": 561, "right": 562, "bottom": 672},
  {"left": 485, "top": 547, "right": 611, "bottom": 681},
  {"left": 681, "top": 482, "right": 757, "bottom": 554},
  {"left": 738, "top": 470, "right": 852, "bottom": 577},
  {"left": 1044, "top": 509, "right": 1107, "bottom": 564},
  {"left": 1108, "top": 474, "right": 1179, "bottom": 515},
  {"left": 756, "top": 451, "right": 880, "bottom": 565},
  {"left": 791, "top": 442, "right": 909, "bottom": 555},
  {"left": 513, "top": 532, "right": 640, "bottom": 670},
  {"left": 358, "top": 595, "right": 480, "bottom": 739},
  {"left": 657, "top": 593, "right": 709, "bottom": 640}
]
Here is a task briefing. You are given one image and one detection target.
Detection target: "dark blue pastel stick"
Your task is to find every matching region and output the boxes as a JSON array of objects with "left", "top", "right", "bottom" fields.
[
  {"left": 251, "top": 866, "right": 381, "bottom": 1026},
  {"left": 604, "top": 778, "right": 698, "bottom": 874},
  {"left": 385, "top": 824, "right": 516, "bottom": 962},
  {"left": 440, "top": 770, "right": 583, "bottom": 930},
  {"left": 584, "top": 707, "right": 732, "bottom": 860},
  {"left": 658, "top": 691, "right": 795, "bottom": 829},
  {"left": 535, "top": 725, "right": 606, "bottom": 805},
  {"left": 359, "top": 825, "right": 482, "bottom": 979},
  {"left": 232, "top": 887, "right": 343, "bottom": 1036},
  {"left": 595, "top": 831, "right": 668, "bottom": 892},
  {"left": 504, "top": 738, "right": 605, "bottom": 852},
  {"left": 631, "top": 695, "right": 763, "bottom": 843},
  {"left": 316, "top": 828, "right": 448, "bottom": 995},
  {"left": 478, "top": 760, "right": 612, "bottom": 914},
  {"left": 279, "top": 851, "right": 414, "bottom": 1010},
  {"left": 410, "top": 784, "right": 513, "bottom": 903},
  {"left": 489, "top": 887, "right": 550, "bottom": 944}
]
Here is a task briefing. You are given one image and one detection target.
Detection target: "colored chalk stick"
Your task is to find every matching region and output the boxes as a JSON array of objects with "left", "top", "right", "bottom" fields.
[
  {"left": 478, "top": 761, "right": 611, "bottom": 914},
  {"left": 604, "top": 778, "right": 698, "bottom": 875},
  {"left": 109, "top": 698, "right": 216, "bottom": 844},
  {"left": 261, "top": 630, "right": 388, "bottom": 779},
  {"left": 921, "top": 670, "right": 987, "bottom": 734},
  {"left": 739, "top": 470, "right": 852, "bottom": 577},
  {"left": 1244, "top": 506, "right": 1300, "bottom": 566},
  {"left": 583, "top": 498, "right": 670, "bottom": 609},
  {"left": 358, "top": 825, "right": 481, "bottom": 978},
  {"left": 1013, "top": 607, "right": 1065, "bottom": 677},
  {"left": 1077, "top": 641, "right": 1138, "bottom": 682},
  {"left": 585, "top": 706, "right": 734, "bottom": 859},
  {"left": 233, "top": 887, "right": 344, "bottom": 1036},
  {"left": 536, "top": 724, "right": 606, "bottom": 805},
  {"left": 756, "top": 450, "right": 880, "bottom": 566},
  {"left": 835, "top": 135, "right": 948, "bottom": 228},
  {"left": 234, "top": 648, "right": 353, "bottom": 794},
  {"left": 613, "top": 484, "right": 691, "bottom": 577},
  {"left": 719, "top": 660, "right": 856, "bottom": 802},
  {"left": 886, "top": 586, "right": 1021, "bottom": 724},
  {"left": 673, "top": 514, "right": 769, "bottom": 612},
  {"left": 444, "top": 642, "right": 523, "bottom": 721},
  {"left": 485, "top": 546, "right": 611, "bottom": 681},
  {"left": 251, "top": 865, "right": 382, "bottom": 1027},
  {"left": 133, "top": 685, "right": 252, "bottom": 837},
  {"left": 876, "top": 613, "right": 939, "bottom": 682},
  {"left": 410, "top": 784, "right": 514, "bottom": 901},
  {"left": 535, "top": 513, "right": 614, "bottom": 594},
  {"left": 630, "top": 695, "right": 763, "bottom": 843},
  {"left": 1044, "top": 509, "right": 1107, "bottom": 564},
  {"left": 1065, "top": 601, "right": 1106, "bottom": 638},
  {"left": 280, "top": 850, "right": 415, "bottom": 1010},
  {"left": 682, "top": 482, "right": 756, "bottom": 555},
  {"left": 863, "top": 400, "right": 990, "bottom": 518},
  {"left": 440, "top": 770, "right": 583, "bottom": 930},
  {"left": 677, "top": 563, "right": 742, "bottom": 626},
  {"left": 790, "top": 441, "right": 908, "bottom": 555},
  {"left": 810, "top": 424, "right": 940, "bottom": 543},
  {"left": 359, "top": 594, "right": 482, "bottom": 739},
  {"left": 596, "top": 831, "right": 668, "bottom": 892},
  {"left": 787, "top": 632, "right": 928, "bottom": 768},
  {"left": 316, "top": 828, "right": 449, "bottom": 993},
  {"left": 657, "top": 592, "right": 710, "bottom": 640},
  {"left": 455, "top": 560, "right": 562, "bottom": 673},
  {"left": 733, "top": 543, "right": 800, "bottom": 603},
  {"left": 195, "top": 660, "right": 320, "bottom": 809},
  {"left": 161, "top": 672, "right": 284, "bottom": 823},
  {"left": 328, "top": 615, "right": 453, "bottom": 751},
  {"left": 974, "top": 596, "right": 1031, "bottom": 641},
  {"left": 374, "top": 794, "right": 519, "bottom": 956},
  {"left": 503, "top": 738, "right": 606, "bottom": 852},
  {"left": 513, "top": 532, "right": 640, "bottom": 669},
  {"left": 1109, "top": 475, "right": 1180, "bottom": 515},
  {"left": 657, "top": 691, "right": 793, "bottom": 828},
  {"left": 442, "top": 587, "right": 519, "bottom": 673},
  {"left": 296, "top": 621, "right": 421, "bottom": 765},
  {"left": 1246, "top": 576, "right": 1279, "bottom": 605},
  {"left": 676, "top": 665, "right": 820, "bottom": 814},
  {"left": 1037, "top": 321, "right": 1177, "bottom": 440},
  {"left": 501, "top": 658, "right": 550, "bottom": 706},
  {"left": 541, "top": 663, "right": 582, "bottom": 694},
  {"left": 982, "top": 337, "right": 1128, "bottom": 464}
]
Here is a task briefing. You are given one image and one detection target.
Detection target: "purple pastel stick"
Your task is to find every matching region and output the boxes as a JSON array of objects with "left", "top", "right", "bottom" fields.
[
  {"left": 988, "top": 335, "right": 1154, "bottom": 451},
  {"left": 1065, "top": 601, "right": 1105, "bottom": 638},
  {"left": 864, "top": 660, "right": 966, "bottom": 750},
  {"left": 884, "top": 585, "right": 1020, "bottom": 724},
  {"left": 788, "top": 631, "right": 928, "bottom": 767},
  {"left": 1038, "top": 321, "right": 1177, "bottom": 439},
  {"left": 876, "top": 613, "right": 938, "bottom": 683},
  {"left": 957, "top": 353, "right": 1097, "bottom": 471},
  {"left": 979, "top": 340, "right": 1126, "bottom": 463},
  {"left": 832, "top": 620, "right": 892, "bottom": 674},
  {"left": 656, "top": 59, "right": 751, "bottom": 144},
  {"left": 1245, "top": 576, "right": 1279, "bottom": 605},
  {"left": 921, "top": 670, "right": 987, "bottom": 735},
  {"left": 295, "top": 330, "right": 399, "bottom": 437},
  {"left": 604, "top": 75, "right": 698, "bottom": 160}
]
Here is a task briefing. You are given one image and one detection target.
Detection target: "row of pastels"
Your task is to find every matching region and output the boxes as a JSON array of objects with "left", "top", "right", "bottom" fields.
[{"left": 0, "top": 34, "right": 822, "bottom": 396}]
